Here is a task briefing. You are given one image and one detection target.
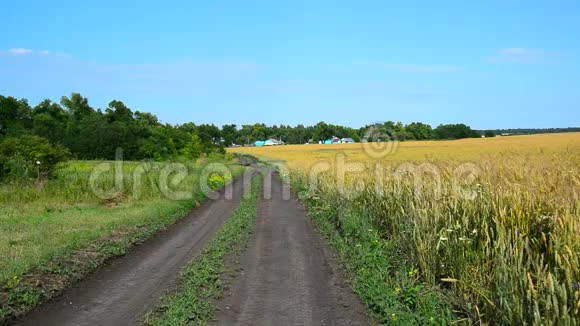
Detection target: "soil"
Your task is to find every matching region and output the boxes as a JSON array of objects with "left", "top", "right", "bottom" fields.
[
  {"left": 214, "top": 170, "right": 370, "bottom": 325},
  {"left": 14, "top": 173, "right": 254, "bottom": 326}
]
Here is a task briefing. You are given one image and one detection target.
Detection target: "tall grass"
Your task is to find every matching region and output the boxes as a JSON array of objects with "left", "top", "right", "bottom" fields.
[
  {"left": 0, "top": 160, "right": 207, "bottom": 205},
  {"left": 0, "top": 158, "right": 245, "bottom": 284},
  {"left": 233, "top": 133, "right": 580, "bottom": 323}
]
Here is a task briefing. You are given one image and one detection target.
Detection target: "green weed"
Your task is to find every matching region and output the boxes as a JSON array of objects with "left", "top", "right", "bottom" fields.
[
  {"left": 146, "top": 174, "right": 262, "bottom": 326},
  {"left": 0, "top": 158, "right": 246, "bottom": 323}
]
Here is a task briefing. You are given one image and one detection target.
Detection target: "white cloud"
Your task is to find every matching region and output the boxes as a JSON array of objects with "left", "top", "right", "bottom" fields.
[
  {"left": 487, "top": 48, "right": 564, "bottom": 64},
  {"left": 8, "top": 48, "right": 33, "bottom": 56},
  {"left": 1, "top": 48, "right": 71, "bottom": 58},
  {"left": 376, "top": 63, "right": 464, "bottom": 73}
]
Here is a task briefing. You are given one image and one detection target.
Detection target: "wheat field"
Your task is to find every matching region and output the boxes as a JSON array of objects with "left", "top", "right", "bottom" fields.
[{"left": 231, "top": 133, "right": 580, "bottom": 324}]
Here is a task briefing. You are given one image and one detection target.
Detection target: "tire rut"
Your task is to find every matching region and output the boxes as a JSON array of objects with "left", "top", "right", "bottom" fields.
[
  {"left": 14, "top": 173, "right": 253, "bottom": 326},
  {"left": 215, "top": 170, "right": 369, "bottom": 326}
]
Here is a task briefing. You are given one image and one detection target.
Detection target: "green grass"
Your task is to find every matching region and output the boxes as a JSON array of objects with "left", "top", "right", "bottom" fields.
[
  {"left": 293, "top": 178, "right": 456, "bottom": 325},
  {"left": 237, "top": 136, "right": 580, "bottom": 324},
  {"left": 0, "top": 157, "right": 245, "bottom": 322},
  {"left": 146, "top": 174, "right": 262, "bottom": 326},
  {"left": 287, "top": 156, "right": 580, "bottom": 324}
]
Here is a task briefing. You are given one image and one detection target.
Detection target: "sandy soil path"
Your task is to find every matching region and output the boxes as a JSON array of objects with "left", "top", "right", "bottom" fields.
[{"left": 214, "top": 170, "right": 369, "bottom": 326}]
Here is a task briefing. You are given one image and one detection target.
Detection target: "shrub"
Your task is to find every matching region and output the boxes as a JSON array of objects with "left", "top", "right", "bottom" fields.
[
  {"left": 207, "top": 174, "right": 226, "bottom": 191},
  {"left": 0, "top": 135, "right": 70, "bottom": 180}
]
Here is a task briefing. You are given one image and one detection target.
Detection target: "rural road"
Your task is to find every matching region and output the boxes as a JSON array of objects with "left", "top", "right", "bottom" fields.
[
  {"left": 14, "top": 166, "right": 369, "bottom": 325},
  {"left": 214, "top": 170, "right": 369, "bottom": 326},
  {"left": 16, "top": 172, "right": 254, "bottom": 326}
]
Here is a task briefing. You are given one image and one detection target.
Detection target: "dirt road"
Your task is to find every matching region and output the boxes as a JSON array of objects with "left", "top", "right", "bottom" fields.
[
  {"left": 16, "top": 174, "right": 253, "bottom": 326},
  {"left": 15, "top": 167, "right": 369, "bottom": 325},
  {"left": 215, "top": 170, "right": 369, "bottom": 325}
]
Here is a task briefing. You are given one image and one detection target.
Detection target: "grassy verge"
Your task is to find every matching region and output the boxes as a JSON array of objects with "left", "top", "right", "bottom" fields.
[
  {"left": 145, "top": 174, "right": 262, "bottom": 326},
  {"left": 291, "top": 178, "right": 456, "bottom": 325},
  {"left": 233, "top": 135, "right": 580, "bottom": 324},
  {"left": 235, "top": 155, "right": 454, "bottom": 323},
  {"left": 0, "top": 158, "right": 245, "bottom": 323}
]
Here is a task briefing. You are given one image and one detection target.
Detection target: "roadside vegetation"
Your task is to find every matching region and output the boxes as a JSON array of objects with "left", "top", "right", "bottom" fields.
[
  {"left": 0, "top": 158, "right": 245, "bottom": 322},
  {"left": 146, "top": 174, "right": 262, "bottom": 326},
  {"left": 2, "top": 90, "right": 578, "bottom": 323},
  {"left": 0, "top": 92, "right": 247, "bottom": 322},
  {"left": 232, "top": 133, "right": 580, "bottom": 324}
]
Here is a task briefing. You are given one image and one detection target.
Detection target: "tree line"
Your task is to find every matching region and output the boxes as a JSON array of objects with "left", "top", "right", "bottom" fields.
[
  {"left": 1, "top": 93, "right": 229, "bottom": 179},
  {"left": 1, "top": 92, "right": 485, "bottom": 155},
  {"left": 7, "top": 92, "right": 573, "bottom": 179},
  {"left": 222, "top": 121, "right": 482, "bottom": 145},
  {"left": 1, "top": 93, "right": 227, "bottom": 159},
  {"left": 482, "top": 128, "right": 580, "bottom": 136}
]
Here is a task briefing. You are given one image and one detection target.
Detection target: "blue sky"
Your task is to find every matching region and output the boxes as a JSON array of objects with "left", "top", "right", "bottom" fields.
[{"left": 1, "top": 0, "right": 579, "bottom": 129}]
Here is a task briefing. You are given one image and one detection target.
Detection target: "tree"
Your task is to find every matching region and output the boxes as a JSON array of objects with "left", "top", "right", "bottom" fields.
[
  {"left": 221, "top": 124, "right": 238, "bottom": 146},
  {"left": 406, "top": 122, "right": 434, "bottom": 140},
  {"left": 0, "top": 96, "right": 32, "bottom": 138},
  {"left": 434, "top": 124, "right": 479, "bottom": 139},
  {"left": 181, "top": 135, "right": 203, "bottom": 159},
  {"left": 31, "top": 99, "right": 67, "bottom": 144},
  {"left": 135, "top": 111, "right": 160, "bottom": 127},
  {"left": 250, "top": 123, "right": 267, "bottom": 141},
  {"left": 484, "top": 130, "right": 496, "bottom": 138},
  {"left": 312, "top": 122, "right": 334, "bottom": 142},
  {"left": 61, "top": 93, "right": 93, "bottom": 120},
  {"left": 105, "top": 100, "right": 134, "bottom": 122},
  {"left": 0, "top": 135, "right": 70, "bottom": 180},
  {"left": 2, "top": 92, "right": 504, "bottom": 164}
]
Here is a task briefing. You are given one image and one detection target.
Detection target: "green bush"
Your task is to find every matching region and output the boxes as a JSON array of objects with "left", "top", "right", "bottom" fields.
[
  {"left": 0, "top": 135, "right": 70, "bottom": 180},
  {"left": 207, "top": 174, "right": 226, "bottom": 191}
]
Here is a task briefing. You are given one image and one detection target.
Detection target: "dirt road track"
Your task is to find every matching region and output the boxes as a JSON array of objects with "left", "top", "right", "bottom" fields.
[
  {"left": 215, "top": 170, "right": 369, "bottom": 326},
  {"left": 15, "top": 173, "right": 253, "bottom": 326}
]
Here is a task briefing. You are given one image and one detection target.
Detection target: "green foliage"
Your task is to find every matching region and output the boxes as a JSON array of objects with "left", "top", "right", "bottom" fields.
[
  {"left": 484, "top": 130, "right": 496, "bottom": 138},
  {"left": 0, "top": 95, "right": 32, "bottom": 137},
  {"left": 1, "top": 93, "right": 226, "bottom": 162},
  {"left": 0, "top": 159, "right": 247, "bottom": 322},
  {"left": 434, "top": 123, "right": 480, "bottom": 139},
  {"left": 2, "top": 92, "right": 579, "bottom": 158},
  {"left": 406, "top": 122, "right": 434, "bottom": 140},
  {"left": 0, "top": 199, "right": 199, "bottom": 322},
  {"left": 0, "top": 135, "right": 71, "bottom": 180},
  {"left": 180, "top": 135, "right": 203, "bottom": 160},
  {"left": 207, "top": 174, "right": 226, "bottom": 191},
  {"left": 220, "top": 124, "right": 238, "bottom": 147},
  {"left": 292, "top": 176, "right": 455, "bottom": 324}
]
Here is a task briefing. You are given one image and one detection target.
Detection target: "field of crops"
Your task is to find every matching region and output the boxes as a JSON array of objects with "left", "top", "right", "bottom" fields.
[
  {"left": 231, "top": 133, "right": 580, "bottom": 324},
  {"left": 0, "top": 158, "right": 245, "bottom": 319}
]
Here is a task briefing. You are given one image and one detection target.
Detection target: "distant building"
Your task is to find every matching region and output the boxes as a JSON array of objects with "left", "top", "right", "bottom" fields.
[
  {"left": 324, "top": 136, "right": 345, "bottom": 144},
  {"left": 255, "top": 139, "right": 284, "bottom": 147},
  {"left": 265, "top": 139, "right": 284, "bottom": 146}
]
